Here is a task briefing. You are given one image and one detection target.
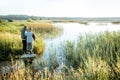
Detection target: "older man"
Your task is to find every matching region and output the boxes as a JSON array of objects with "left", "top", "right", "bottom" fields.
[{"left": 21, "top": 26, "right": 27, "bottom": 53}]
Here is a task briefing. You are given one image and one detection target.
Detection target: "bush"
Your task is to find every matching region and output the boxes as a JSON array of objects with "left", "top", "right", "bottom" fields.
[
  {"left": 27, "top": 18, "right": 33, "bottom": 22},
  {"left": 8, "top": 19, "right": 14, "bottom": 22},
  {"left": 33, "top": 38, "right": 44, "bottom": 56}
]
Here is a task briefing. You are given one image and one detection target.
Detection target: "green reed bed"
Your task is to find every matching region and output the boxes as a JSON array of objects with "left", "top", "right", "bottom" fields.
[{"left": 64, "top": 31, "right": 120, "bottom": 80}]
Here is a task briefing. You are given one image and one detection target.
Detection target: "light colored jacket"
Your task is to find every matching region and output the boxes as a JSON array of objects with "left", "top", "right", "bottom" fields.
[{"left": 26, "top": 32, "right": 33, "bottom": 43}]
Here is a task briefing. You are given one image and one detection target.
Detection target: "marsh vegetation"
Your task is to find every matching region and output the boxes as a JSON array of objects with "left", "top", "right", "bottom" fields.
[{"left": 0, "top": 20, "right": 120, "bottom": 80}]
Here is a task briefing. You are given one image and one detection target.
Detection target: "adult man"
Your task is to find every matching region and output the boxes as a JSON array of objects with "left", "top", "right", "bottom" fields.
[{"left": 21, "top": 26, "right": 27, "bottom": 53}]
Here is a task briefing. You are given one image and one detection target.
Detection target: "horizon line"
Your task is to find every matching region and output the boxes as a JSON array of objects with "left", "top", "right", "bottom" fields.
[{"left": 0, "top": 14, "right": 120, "bottom": 18}]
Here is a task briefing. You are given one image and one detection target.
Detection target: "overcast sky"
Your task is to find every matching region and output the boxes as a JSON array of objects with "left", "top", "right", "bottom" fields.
[{"left": 0, "top": 0, "right": 120, "bottom": 17}]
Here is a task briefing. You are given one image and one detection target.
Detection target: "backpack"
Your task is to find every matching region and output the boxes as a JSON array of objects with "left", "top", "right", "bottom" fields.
[{"left": 32, "top": 33, "right": 35, "bottom": 40}]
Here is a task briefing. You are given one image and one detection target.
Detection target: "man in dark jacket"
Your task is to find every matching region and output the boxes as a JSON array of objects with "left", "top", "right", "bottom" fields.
[{"left": 21, "top": 26, "right": 27, "bottom": 53}]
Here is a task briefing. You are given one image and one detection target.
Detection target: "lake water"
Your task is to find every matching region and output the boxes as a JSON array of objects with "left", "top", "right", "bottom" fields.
[{"left": 39, "top": 22, "right": 120, "bottom": 71}]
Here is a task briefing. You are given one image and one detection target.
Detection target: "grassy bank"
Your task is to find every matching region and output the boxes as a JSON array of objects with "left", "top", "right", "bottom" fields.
[
  {"left": 0, "top": 32, "right": 44, "bottom": 61},
  {"left": 0, "top": 20, "right": 63, "bottom": 61},
  {"left": 1, "top": 31, "right": 120, "bottom": 80}
]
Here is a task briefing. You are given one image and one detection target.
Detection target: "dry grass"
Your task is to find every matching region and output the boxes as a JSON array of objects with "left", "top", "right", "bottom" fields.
[
  {"left": 27, "top": 22, "right": 53, "bottom": 29},
  {"left": 26, "top": 22, "right": 63, "bottom": 38}
]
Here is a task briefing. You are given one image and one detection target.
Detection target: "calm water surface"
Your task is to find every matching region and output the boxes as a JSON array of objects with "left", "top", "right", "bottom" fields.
[{"left": 40, "top": 22, "right": 120, "bottom": 71}]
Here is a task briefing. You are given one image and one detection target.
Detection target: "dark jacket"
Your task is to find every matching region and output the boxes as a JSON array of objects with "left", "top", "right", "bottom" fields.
[{"left": 21, "top": 29, "right": 27, "bottom": 40}]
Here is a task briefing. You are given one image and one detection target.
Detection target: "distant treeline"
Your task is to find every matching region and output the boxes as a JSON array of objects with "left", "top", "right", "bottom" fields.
[
  {"left": 0, "top": 15, "right": 120, "bottom": 22},
  {"left": 0, "top": 15, "right": 43, "bottom": 20}
]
